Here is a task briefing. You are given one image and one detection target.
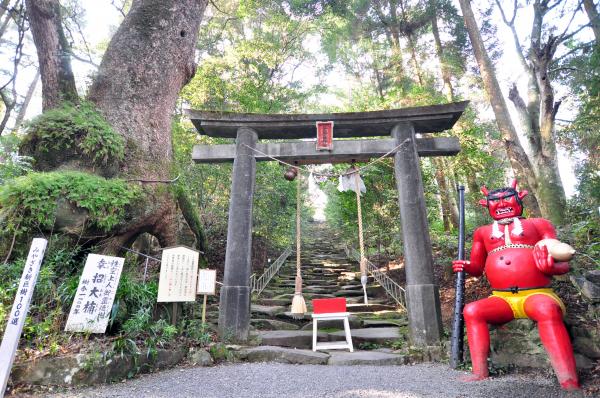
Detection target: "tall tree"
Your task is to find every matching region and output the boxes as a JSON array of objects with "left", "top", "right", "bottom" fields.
[
  {"left": 25, "top": 0, "right": 78, "bottom": 110},
  {"left": 495, "top": 0, "right": 589, "bottom": 224},
  {"left": 583, "top": 0, "right": 600, "bottom": 41},
  {"left": 23, "top": 0, "right": 209, "bottom": 250},
  {"left": 458, "top": 0, "right": 542, "bottom": 218}
]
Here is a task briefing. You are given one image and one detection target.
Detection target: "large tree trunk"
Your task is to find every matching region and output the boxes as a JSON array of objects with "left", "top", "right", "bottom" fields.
[
  {"left": 12, "top": 69, "right": 39, "bottom": 132},
  {"left": 458, "top": 0, "right": 542, "bottom": 217},
  {"left": 497, "top": 1, "right": 567, "bottom": 224},
  {"left": 584, "top": 0, "right": 600, "bottom": 42},
  {"left": 25, "top": 0, "right": 78, "bottom": 110},
  {"left": 86, "top": 0, "right": 208, "bottom": 246},
  {"left": 431, "top": 12, "right": 454, "bottom": 102},
  {"left": 25, "top": 0, "right": 209, "bottom": 250}
]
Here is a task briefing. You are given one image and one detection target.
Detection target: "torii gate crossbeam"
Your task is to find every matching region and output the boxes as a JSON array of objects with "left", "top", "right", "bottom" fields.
[{"left": 186, "top": 101, "right": 468, "bottom": 346}]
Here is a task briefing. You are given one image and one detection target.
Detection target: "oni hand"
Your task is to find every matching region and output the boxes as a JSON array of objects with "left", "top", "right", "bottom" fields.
[{"left": 452, "top": 260, "right": 470, "bottom": 273}]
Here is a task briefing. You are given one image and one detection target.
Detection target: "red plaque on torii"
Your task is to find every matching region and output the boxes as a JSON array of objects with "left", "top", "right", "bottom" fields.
[{"left": 316, "top": 121, "right": 334, "bottom": 151}]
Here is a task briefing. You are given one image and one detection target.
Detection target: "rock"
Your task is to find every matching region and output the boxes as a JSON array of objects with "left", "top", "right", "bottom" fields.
[
  {"left": 572, "top": 336, "right": 600, "bottom": 359},
  {"left": 209, "top": 343, "right": 231, "bottom": 362},
  {"left": 327, "top": 350, "right": 407, "bottom": 366},
  {"left": 490, "top": 320, "right": 549, "bottom": 369},
  {"left": 581, "top": 280, "right": 600, "bottom": 302},
  {"left": 9, "top": 348, "right": 188, "bottom": 387},
  {"left": 571, "top": 275, "right": 600, "bottom": 302},
  {"left": 329, "top": 327, "right": 402, "bottom": 345},
  {"left": 187, "top": 348, "right": 213, "bottom": 366},
  {"left": 574, "top": 353, "right": 595, "bottom": 370},
  {"left": 584, "top": 270, "right": 600, "bottom": 284},
  {"left": 257, "top": 330, "right": 327, "bottom": 349},
  {"left": 251, "top": 318, "right": 300, "bottom": 330},
  {"left": 239, "top": 346, "right": 329, "bottom": 365}
]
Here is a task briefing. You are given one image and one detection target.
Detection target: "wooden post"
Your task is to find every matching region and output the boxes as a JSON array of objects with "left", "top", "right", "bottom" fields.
[
  {"left": 218, "top": 127, "right": 258, "bottom": 341},
  {"left": 202, "top": 294, "right": 207, "bottom": 324},
  {"left": 172, "top": 302, "right": 178, "bottom": 326},
  {"left": 392, "top": 122, "right": 443, "bottom": 346}
]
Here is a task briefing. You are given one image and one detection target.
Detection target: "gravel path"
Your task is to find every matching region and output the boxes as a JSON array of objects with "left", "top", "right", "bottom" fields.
[{"left": 35, "top": 363, "right": 582, "bottom": 398}]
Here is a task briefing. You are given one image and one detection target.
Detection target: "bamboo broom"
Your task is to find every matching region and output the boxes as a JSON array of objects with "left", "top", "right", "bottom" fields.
[{"left": 291, "top": 169, "right": 307, "bottom": 318}]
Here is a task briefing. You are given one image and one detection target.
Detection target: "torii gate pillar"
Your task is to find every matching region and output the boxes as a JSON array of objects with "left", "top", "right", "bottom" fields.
[
  {"left": 392, "top": 122, "right": 443, "bottom": 345},
  {"left": 218, "top": 127, "right": 258, "bottom": 341}
]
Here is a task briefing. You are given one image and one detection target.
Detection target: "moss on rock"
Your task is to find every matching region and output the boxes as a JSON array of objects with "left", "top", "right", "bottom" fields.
[
  {"left": 0, "top": 171, "right": 140, "bottom": 237},
  {"left": 21, "top": 101, "right": 124, "bottom": 175}
]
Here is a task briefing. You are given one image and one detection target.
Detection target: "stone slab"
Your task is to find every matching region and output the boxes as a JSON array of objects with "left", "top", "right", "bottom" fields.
[
  {"left": 347, "top": 304, "right": 397, "bottom": 312},
  {"left": 326, "top": 350, "right": 407, "bottom": 366},
  {"left": 251, "top": 304, "right": 287, "bottom": 317},
  {"left": 363, "top": 319, "right": 408, "bottom": 328},
  {"left": 250, "top": 319, "right": 300, "bottom": 331},
  {"left": 329, "top": 327, "right": 402, "bottom": 345},
  {"left": 257, "top": 330, "right": 327, "bottom": 349},
  {"left": 300, "top": 316, "right": 363, "bottom": 331},
  {"left": 239, "top": 346, "right": 329, "bottom": 365}
]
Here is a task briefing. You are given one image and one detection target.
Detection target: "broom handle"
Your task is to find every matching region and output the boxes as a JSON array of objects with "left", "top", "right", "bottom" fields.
[
  {"left": 295, "top": 170, "right": 302, "bottom": 293},
  {"left": 450, "top": 185, "right": 466, "bottom": 369}
]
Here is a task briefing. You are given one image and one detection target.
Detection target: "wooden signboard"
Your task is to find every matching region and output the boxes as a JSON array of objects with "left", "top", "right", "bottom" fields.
[
  {"left": 197, "top": 269, "right": 217, "bottom": 295},
  {"left": 0, "top": 238, "right": 48, "bottom": 396},
  {"left": 157, "top": 246, "right": 199, "bottom": 302},
  {"left": 64, "top": 254, "right": 124, "bottom": 333},
  {"left": 316, "top": 121, "right": 334, "bottom": 151}
]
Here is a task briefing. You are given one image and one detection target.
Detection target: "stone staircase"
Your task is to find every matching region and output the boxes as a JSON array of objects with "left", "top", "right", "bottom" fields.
[{"left": 241, "top": 221, "right": 422, "bottom": 365}]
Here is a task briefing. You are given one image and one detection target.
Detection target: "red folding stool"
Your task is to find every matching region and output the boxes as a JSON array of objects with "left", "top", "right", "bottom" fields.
[{"left": 311, "top": 297, "right": 353, "bottom": 352}]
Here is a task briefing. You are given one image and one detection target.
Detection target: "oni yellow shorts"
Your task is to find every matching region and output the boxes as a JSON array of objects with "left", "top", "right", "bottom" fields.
[{"left": 491, "top": 288, "right": 566, "bottom": 319}]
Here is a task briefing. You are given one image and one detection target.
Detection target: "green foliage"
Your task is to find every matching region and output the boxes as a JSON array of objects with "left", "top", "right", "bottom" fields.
[
  {"left": 0, "top": 171, "right": 140, "bottom": 237},
  {"left": 22, "top": 101, "right": 124, "bottom": 168},
  {"left": 0, "top": 133, "right": 33, "bottom": 184},
  {"left": 183, "top": 320, "right": 213, "bottom": 346}
]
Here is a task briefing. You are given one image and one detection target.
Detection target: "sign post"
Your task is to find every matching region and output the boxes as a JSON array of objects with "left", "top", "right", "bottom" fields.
[
  {"left": 64, "top": 254, "right": 124, "bottom": 333},
  {"left": 0, "top": 238, "right": 48, "bottom": 396},
  {"left": 197, "top": 269, "right": 217, "bottom": 324},
  {"left": 157, "top": 246, "right": 200, "bottom": 325}
]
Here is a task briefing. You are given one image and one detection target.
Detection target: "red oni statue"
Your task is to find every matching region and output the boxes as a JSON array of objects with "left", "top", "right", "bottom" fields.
[{"left": 452, "top": 180, "right": 579, "bottom": 390}]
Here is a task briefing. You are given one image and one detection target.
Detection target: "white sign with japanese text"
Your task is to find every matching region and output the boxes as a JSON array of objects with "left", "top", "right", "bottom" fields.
[
  {"left": 64, "top": 254, "right": 124, "bottom": 333},
  {"left": 157, "top": 246, "right": 199, "bottom": 302},
  {"left": 197, "top": 269, "right": 217, "bottom": 295},
  {"left": 0, "top": 238, "right": 48, "bottom": 396}
]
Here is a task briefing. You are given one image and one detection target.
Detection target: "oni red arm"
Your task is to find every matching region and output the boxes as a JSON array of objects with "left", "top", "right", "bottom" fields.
[
  {"left": 453, "top": 228, "right": 486, "bottom": 276},
  {"left": 532, "top": 218, "right": 570, "bottom": 275}
]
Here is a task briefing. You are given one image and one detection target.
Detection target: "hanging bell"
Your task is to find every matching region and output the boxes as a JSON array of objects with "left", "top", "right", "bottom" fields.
[{"left": 284, "top": 166, "right": 298, "bottom": 181}]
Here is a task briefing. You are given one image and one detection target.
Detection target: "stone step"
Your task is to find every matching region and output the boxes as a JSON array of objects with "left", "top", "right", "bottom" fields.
[
  {"left": 255, "top": 298, "right": 291, "bottom": 306},
  {"left": 257, "top": 330, "right": 326, "bottom": 349},
  {"left": 300, "top": 316, "right": 363, "bottom": 331},
  {"left": 347, "top": 303, "right": 397, "bottom": 312},
  {"left": 326, "top": 350, "right": 407, "bottom": 365},
  {"left": 250, "top": 319, "right": 300, "bottom": 331},
  {"left": 273, "top": 293, "right": 336, "bottom": 301},
  {"left": 251, "top": 304, "right": 286, "bottom": 317},
  {"left": 329, "top": 327, "right": 404, "bottom": 345},
  {"left": 238, "top": 346, "right": 329, "bottom": 364},
  {"left": 362, "top": 319, "right": 407, "bottom": 328}
]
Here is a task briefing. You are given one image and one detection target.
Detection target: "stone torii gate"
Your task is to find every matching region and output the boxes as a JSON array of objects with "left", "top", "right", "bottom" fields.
[{"left": 186, "top": 101, "right": 468, "bottom": 346}]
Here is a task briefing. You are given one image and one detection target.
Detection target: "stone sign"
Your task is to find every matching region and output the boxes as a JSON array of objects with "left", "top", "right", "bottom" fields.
[
  {"left": 157, "top": 246, "right": 199, "bottom": 302},
  {"left": 197, "top": 269, "right": 217, "bottom": 295},
  {"left": 64, "top": 254, "right": 124, "bottom": 333},
  {"left": 0, "top": 238, "right": 48, "bottom": 395}
]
